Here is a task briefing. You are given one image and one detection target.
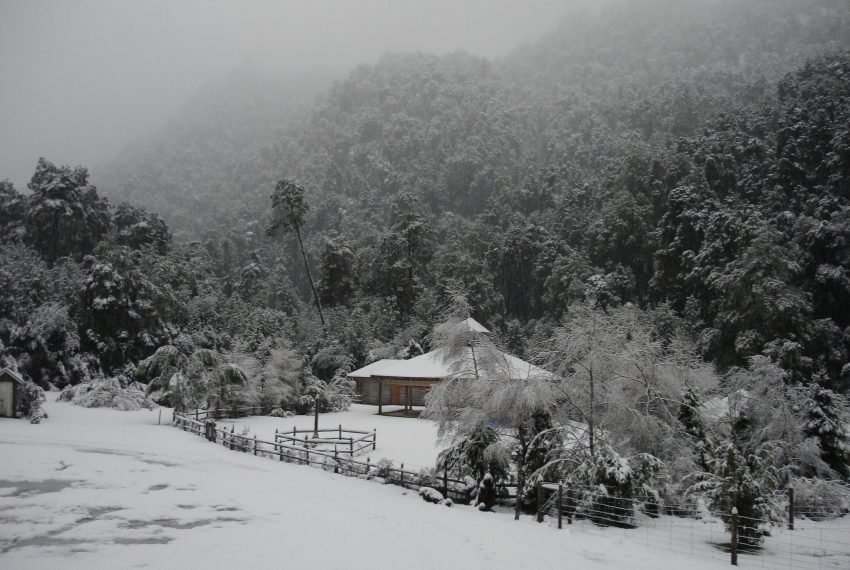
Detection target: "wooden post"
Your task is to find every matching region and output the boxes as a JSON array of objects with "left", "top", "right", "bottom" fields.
[
  {"left": 400, "top": 463, "right": 405, "bottom": 486},
  {"left": 558, "top": 482, "right": 563, "bottom": 529},
  {"left": 788, "top": 487, "right": 795, "bottom": 531},
  {"left": 349, "top": 437, "right": 353, "bottom": 455},
  {"left": 339, "top": 424, "right": 342, "bottom": 439},
  {"left": 253, "top": 435, "right": 258, "bottom": 456},
  {"left": 195, "top": 408, "right": 198, "bottom": 421},
  {"left": 378, "top": 379, "right": 383, "bottom": 415},
  {"left": 293, "top": 426, "right": 296, "bottom": 438},
  {"left": 334, "top": 445, "right": 339, "bottom": 473},
  {"left": 536, "top": 481, "right": 544, "bottom": 523},
  {"left": 366, "top": 456, "right": 371, "bottom": 476},
  {"left": 567, "top": 483, "right": 573, "bottom": 525},
  {"left": 372, "top": 429, "right": 376, "bottom": 450},
  {"left": 230, "top": 425, "right": 235, "bottom": 450},
  {"left": 730, "top": 506, "right": 739, "bottom": 566},
  {"left": 305, "top": 449, "right": 310, "bottom": 466}
]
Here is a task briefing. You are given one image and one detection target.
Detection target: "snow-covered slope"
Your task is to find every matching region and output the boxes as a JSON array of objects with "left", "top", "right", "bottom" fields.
[{"left": 1, "top": 397, "right": 729, "bottom": 569}]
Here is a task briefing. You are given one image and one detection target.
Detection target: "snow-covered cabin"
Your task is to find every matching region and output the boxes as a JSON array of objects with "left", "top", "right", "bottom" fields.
[
  {"left": 348, "top": 318, "right": 550, "bottom": 415},
  {"left": 0, "top": 368, "right": 24, "bottom": 418}
]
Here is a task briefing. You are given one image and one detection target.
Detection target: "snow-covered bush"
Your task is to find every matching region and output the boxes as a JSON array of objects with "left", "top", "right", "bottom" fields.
[
  {"left": 418, "top": 487, "right": 444, "bottom": 504},
  {"left": 269, "top": 408, "right": 294, "bottom": 418},
  {"left": 60, "top": 377, "right": 154, "bottom": 411},
  {"left": 476, "top": 473, "right": 497, "bottom": 511},
  {"left": 792, "top": 478, "right": 850, "bottom": 520},
  {"left": 374, "top": 458, "right": 395, "bottom": 480},
  {"left": 17, "top": 379, "right": 47, "bottom": 422}
]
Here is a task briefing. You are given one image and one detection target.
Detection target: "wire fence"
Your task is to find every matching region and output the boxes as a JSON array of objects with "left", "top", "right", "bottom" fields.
[
  {"left": 172, "top": 409, "right": 848, "bottom": 568},
  {"left": 533, "top": 481, "right": 850, "bottom": 569}
]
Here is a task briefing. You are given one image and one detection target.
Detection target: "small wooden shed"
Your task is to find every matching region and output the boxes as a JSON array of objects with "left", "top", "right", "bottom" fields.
[{"left": 0, "top": 368, "right": 24, "bottom": 418}]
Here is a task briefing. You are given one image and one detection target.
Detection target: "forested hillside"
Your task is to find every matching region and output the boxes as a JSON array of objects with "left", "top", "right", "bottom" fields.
[{"left": 2, "top": 0, "right": 849, "bottom": 504}]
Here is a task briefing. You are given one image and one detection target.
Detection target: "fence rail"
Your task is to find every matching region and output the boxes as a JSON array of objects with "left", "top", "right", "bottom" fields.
[{"left": 273, "top": 425, "right": 376, "bottom": 458}]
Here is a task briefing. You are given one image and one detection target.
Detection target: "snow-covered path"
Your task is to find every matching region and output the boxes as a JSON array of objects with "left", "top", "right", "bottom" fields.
[{"left": 0, "top": 397, "right": 728, "bottom": 569}]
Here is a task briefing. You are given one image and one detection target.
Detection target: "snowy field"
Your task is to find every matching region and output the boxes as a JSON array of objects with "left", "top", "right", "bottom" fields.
[
  {"left": 216, "top": 404, "right": 441, "bottom": 470},
  {"left": 1, "top": 397, "right": 847, "bottom": 570},
  {"left": 0, "top": 396, "right": 731, "bottom": 570}
]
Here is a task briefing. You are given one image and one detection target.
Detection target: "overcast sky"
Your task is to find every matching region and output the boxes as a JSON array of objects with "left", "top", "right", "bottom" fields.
[{"left": 0, "top": 0, "right": 574, "bottom": 189}]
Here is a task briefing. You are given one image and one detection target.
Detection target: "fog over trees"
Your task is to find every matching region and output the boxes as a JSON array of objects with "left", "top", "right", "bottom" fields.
[{"left": 2, "top": 0, "right": 850, "bottom": 553}]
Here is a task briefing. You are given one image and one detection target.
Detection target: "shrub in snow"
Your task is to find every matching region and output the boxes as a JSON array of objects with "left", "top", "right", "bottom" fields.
[
  {"left": 61, "top": 377, "right": 154, "bottom": 411},
  {"left": 476, "top": 473, "right": 497, "bottom": 511},
  {"left": 418, "top": 487, "right": 444, "bottom": 504},
  {"left": 16, "top": 379, "right": 47, "bottom": 422},
  {"left": 440, "top": 498, "right": 453, "bottom": 507},
  {"left": 374, "top": 458, "right": 394, "bottom": 480},
  {"left": 436, "top": 423, "right": 509, "bottom": 487},
  {"left": 269, "top": 408, "right": 294, "bottom": 418},
  {"left": 14, "top": 379, "right": 47, "bottom": 422},
  {"left": 791, "top": 478, "right": 850, "bottom": 520}
]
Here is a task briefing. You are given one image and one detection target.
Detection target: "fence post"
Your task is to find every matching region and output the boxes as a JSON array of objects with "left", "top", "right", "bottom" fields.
[
  {"left": 230, "top": 425, "right": 235, "bottom": 450},
  {"left": 253, "top": 435, "right": 258, "bottom": 456},
  {"left": 400, "top": 464, "right": 405, "bottom": 487},
  {"left": 567, "top": 483, "right": 573, "bottom": 525},
  {"left": 366, "top": 456, "right": 371, "bottom": 476},
  {"left": 730, "top": 506, "right": 739, "bottom": 566},
  {"left": 195, "top": 408, "right": 198, "bottom": 421},
  {"left": 349, "top": 437, "right": 353, "bottom": 455},
  {"left": 334, "top": 445, "right": 339, "bottom": 473},
  {"left": 305, "top": 449, "right": 310, "bottom": 466},
  {"left": 787, "top": 487, "right": 795, "bottom": 531},
  {"left": 536, "top": 481, "right": 544, "bottom": 523},
  {"left": 558, "top": 482, "right": 563, "bottom": 529},
  {"left": 339, "top": 424, "right": 342, "bottom": 439}
]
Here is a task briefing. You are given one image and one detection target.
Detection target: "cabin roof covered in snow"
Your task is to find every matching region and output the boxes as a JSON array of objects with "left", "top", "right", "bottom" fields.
[
  {"left": 348, "top": 346, "right": 550, "bottom": 381},
  {"left": 0, "top": 368, "right": 24, "bottom": 384}
]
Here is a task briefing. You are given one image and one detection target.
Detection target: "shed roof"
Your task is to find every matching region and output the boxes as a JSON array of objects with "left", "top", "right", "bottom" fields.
[{"left": 0, "top": 368, "right": 25, "bottom": 384}]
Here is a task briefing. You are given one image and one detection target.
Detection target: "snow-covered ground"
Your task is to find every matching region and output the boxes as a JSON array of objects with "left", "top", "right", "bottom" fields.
[
  {"left": 216, "top": 404, "right": 441, "bottom": 470},
  {"left": 1, "top": 397, "right": 847, "bottom": 569}
]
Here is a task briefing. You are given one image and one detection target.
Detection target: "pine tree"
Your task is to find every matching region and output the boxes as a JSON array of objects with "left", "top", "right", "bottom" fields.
[{"left": 804, "top": 385, "right": 850, "bottom": 479}]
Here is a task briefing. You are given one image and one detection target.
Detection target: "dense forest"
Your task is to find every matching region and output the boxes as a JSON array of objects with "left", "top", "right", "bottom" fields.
[{"left": 1, "top": 0, "right": 849, "bottom": 521}]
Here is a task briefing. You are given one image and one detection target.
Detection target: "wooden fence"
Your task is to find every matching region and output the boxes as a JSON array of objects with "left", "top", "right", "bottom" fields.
[
  {"left": 172, "top": 410, "right": 495, "bottom": 504},
  {"left": 274, "top": 425, "right": 376, "bottom": 458}
]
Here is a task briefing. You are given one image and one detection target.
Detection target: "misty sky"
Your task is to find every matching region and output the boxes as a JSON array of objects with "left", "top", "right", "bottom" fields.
[{"left": 0, "top": 0, "right": 572, "bottom": 190}]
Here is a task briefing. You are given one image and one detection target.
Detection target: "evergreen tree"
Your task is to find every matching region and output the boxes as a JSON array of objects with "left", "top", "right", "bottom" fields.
[
  {"left": 804, "top": 385, "right": 850, "bottom": 479},
  {"left": 24, "top": 158, "right": 111, "bottom": 263}
]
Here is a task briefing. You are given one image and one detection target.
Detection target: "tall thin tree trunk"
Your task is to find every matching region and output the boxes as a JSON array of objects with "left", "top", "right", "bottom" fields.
[{"left": 294, "top": 224, "right": 326, "bottom": 335}]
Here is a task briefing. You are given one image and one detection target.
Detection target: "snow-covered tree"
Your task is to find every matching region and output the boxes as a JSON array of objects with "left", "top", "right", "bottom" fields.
[
  {"left": 686, "top": 440, "right": 783, "bottom": 546},
  {"left": 24, "top": 158, "right": 111, "bottom": 263},
  {"left": 804, "top": 385, "right": 850, "bottom": 479}
]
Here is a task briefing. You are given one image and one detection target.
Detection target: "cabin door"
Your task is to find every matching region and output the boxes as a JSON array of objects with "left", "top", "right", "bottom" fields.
[
  {"left": 0, "top": 382, "right": 12, "bottom": 417},
  {"left": 390, "top": 385, "right": 401, "bottom": 405}
]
